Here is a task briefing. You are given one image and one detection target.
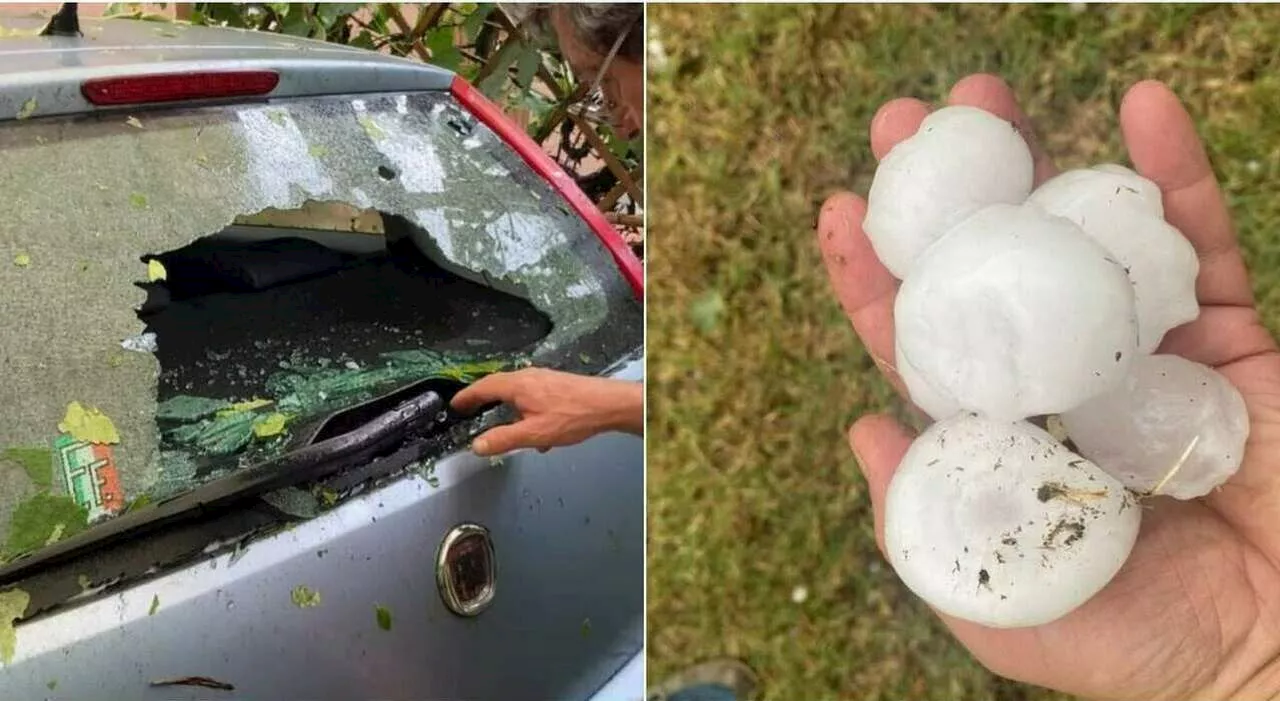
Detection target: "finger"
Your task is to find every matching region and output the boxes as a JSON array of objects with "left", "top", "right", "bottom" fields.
[
  {"left": 1119, "top": 80, "right": 1253, "bottom": 308},
  {"left": 450, "top": 372, "right": 516, "bottom": 414},
  {"left": 471, "top": 422, "right": 537, "bottom": 456},
  {"left": 818, "top": 192, "right": 902, "bottom": 387},
  {"left": 1156, "top": 306, "right": 1277, "bottom": 368},
  {"left": 947, "top": 73, "right": 1057, "bottom": 185},
  {"left": 869, "top": 97, "right": 931, "bottom": 160},
  {"left": 848, "top": 413, "right": 915, "bottom": 555}
]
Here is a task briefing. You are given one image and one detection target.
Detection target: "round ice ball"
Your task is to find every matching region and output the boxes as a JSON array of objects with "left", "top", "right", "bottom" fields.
[
  {"left": 864, "top": 106, "right": 1034, "bottom": 279},
  {"left": 896, "top": 340, "right": 962, "bottom": 420},
  {"left": 895, "top": 203, "right": 1139, "bottom": 421},
  {"left": 1029, "top": 165, "right": 1199, "bottom": 353},
  {"left": 1061, "top": 354, "right": 1249, "bottom": 499},
  {"left": 885, "top": 413, "right": 1141, "bottom": 628}
]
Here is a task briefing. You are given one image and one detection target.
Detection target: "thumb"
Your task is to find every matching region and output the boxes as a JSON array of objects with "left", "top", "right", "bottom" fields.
[
  {"left": 848, "top": 413, "right": 916, "bottom": 555},
  {"left": 472, "top": 422, "right": 537, "bottom": 457}
]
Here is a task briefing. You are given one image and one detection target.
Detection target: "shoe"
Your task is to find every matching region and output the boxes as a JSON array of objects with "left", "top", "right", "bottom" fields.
[{"left": 647, "top": 658, "right": 759, "bottom": 701}]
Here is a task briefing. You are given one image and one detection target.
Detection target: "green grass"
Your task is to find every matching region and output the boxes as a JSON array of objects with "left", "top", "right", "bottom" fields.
[{"left": 645, "top": 4, "right": 1280, "bottom": 699}]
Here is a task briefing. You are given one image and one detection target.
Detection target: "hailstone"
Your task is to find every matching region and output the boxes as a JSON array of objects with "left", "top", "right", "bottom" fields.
[
  {"left": 896, "top": 344, "right": 961, "bottom": 420},
  {"left": 863, "top": 106, "right": 1034, "bottom": 279},
  {"left": 885, "top": 413, "right": 1141, "bottom": 628},
  {"left": 1029, "top": 165, "right": 1200, "bottom": 353},
  {"left": 895, "top": 203, "right": 1139, "bottom": 421},
  {"left": 1061, "top": 354, "right": 1249, "bottom": 499}
]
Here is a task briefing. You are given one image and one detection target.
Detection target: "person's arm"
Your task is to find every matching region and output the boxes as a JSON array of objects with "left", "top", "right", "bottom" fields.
[
  {"left": 596, "top": 378, "right": 644, "bottom": 435},
  {"left": 450, "top": 367, "right": 643, "bottom": 456}
]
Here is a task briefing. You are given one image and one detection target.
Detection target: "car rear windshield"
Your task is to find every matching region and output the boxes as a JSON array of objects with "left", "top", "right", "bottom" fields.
[{"left": 0, "top": 90, "right": 641, "bottom": 564}]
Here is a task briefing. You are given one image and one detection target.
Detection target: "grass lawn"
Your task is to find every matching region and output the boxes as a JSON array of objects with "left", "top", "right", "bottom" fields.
[{"left": 645, "top": 4, "right": 1280, "bottom": 699}]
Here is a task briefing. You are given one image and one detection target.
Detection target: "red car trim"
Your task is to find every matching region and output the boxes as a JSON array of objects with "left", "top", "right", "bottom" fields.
[{"left": 449, "top": 75, "right": 643, "bottom": 299}]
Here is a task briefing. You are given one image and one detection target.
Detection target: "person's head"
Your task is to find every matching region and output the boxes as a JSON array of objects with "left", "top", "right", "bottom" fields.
[{"left": 514, "top": 3, "right": 643, "bottom": 139}]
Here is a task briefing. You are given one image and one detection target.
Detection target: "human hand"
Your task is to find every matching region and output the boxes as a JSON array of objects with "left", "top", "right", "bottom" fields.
[
  {"left": 818, "top": 74, "right": 1280, "bottom": 700},
  {"left": 450, "top": 368, "right": 643, "bottom": 456}
]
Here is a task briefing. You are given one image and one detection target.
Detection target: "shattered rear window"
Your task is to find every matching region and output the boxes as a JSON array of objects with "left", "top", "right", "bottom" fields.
[{"left": 0, "top": 91, "right": 641, "bottom": 563}]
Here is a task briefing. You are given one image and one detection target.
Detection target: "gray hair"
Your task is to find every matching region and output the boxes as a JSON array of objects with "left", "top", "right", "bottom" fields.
[{"left": 505, "top": 3, "right": 643, "bottom": 63}]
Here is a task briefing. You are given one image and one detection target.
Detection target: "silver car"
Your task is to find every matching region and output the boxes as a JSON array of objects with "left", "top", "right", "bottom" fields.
[{"left": 0, "top": 12, "right": 643, "bottom": 700}]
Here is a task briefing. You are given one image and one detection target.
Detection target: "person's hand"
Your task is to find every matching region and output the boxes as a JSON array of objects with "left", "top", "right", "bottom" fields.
[
  {"left": 450, "top": 367, "right": 643, "bottom": 456},
  {"left": 818, "top": 74, "right": 1280, "bottom": 700}
]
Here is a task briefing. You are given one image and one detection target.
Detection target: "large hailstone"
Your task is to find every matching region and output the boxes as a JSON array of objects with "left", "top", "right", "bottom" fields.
[
  {"left": 885, "top": 413, "right": 1141, "bottom": 628},
  {"left": 1061, "top": 354, "right": 1249, "bottom": 499},
  {"left": 863, "top": 106, "right": 1034, "bottom": 279},
  {"left": 1029, "top": 165, "right": 1200, "bottom": 353},
  {"left": 895, "top": 203, "right": 1139, "bottom": 421}
]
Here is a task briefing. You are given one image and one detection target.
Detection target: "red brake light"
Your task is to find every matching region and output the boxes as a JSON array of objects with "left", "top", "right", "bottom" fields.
[{"left": 81, "top": 71, "right": 280, "bottom": 106}]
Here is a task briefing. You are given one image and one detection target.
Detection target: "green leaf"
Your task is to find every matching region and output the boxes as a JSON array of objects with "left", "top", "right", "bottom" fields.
[
  {"left": 0, "top": 589, "right": 29, "bottom": 665},
  {"left": 426, "top": 25, "right": 461, "bottom": 69},
  {"left": 596, "top": 126, "right": 639, "bottom": 162},
  {"left": 348, "top": 31, "right": 377, "bottom": 51},
  {"left": 462, "top": 3, "right": 494, "bottom": 42},
  {"left": 194, "top": 3, "right": 248, "bottom": 28},
  {"left": 4, "top": 494, "right": 89, "bottom": 560},
  {"left": 513, "top": 46, "right": 541, "bottom": 94},
  {"left": 166, "top": 411, "right": 254, "bottom": 455},
  {"left": 58, "top": 402, "right": 121, "bottom": 445},
  {"left": 315, "top": 3, "right": 360, "bottom": 23},
  {"left": 375, "top": 604, "right": 392, "bottom": 631},
  {"left": 148, "top": 594, "right": 159, "bottom": 616},
  {"left": 252, "top": 412, "right": 288, "bottom": 439},
  {"left": 519, "top": 90, "right": 554, "bottom": 114},
  {"left": 262, "top": 486, "right": 320, "bottom": 519},
  {"left": 457, "top": 62, "right": 479, "bottom": 82},
  {"left": 125, "top": 494, "right": 152, "bottom": 513},
  {"left": 2, "top": 448, "right": 53, "bottom": 490},
  {"left": 129, "top": 192, "right": 148, "bottom": 210},
  {"left": 364, "top": 8, "right": 390, "bottom": 34},
  {"left": 279, "top": 6, "right": 312, "bottom": 37},
  {"left": 291, "top": 585, "right": 321, "bottom": 608},
  {"left": 357, "top": 114, "right": 386, "bottom": 142},
  {"left": 156, "top": 395, "right": 230, "bottom": 423},
  {"left": 15, "top": 98, "right": 36, "bottom": 120},
  {"left": 478, "top": 47, "right": 519, "bottom": 99}
]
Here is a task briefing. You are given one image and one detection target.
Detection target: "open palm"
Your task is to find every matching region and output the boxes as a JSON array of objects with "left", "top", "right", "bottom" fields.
[{"left": 818, "top": 74, "right": 1280, "bottom": 700}]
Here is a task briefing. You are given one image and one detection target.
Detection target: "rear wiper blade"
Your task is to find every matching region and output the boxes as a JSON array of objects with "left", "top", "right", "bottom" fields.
[{"left": 0, "top": 388, "right": 448, "bottom": 583}]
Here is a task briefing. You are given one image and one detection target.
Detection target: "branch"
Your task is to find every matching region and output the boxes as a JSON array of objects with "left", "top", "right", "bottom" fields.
[
  {"left": 415, "top": 3, "right": 448, "bottom": 35},
  {"left": 567, "top": 113, "right": 643, "bottom": 206},
  {"left": 598, "top": 180, "right": 629, "bottom": 212},
  {"left": 604, "top": 213, "right": 643, "bottom": 228},
  {"left": 381, "top": 3, "right": 430, "bottom": 62}
]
